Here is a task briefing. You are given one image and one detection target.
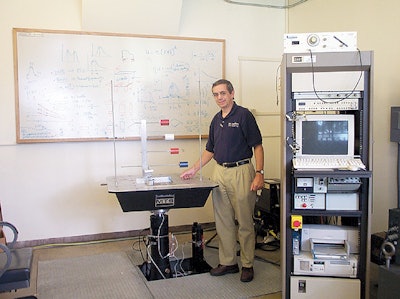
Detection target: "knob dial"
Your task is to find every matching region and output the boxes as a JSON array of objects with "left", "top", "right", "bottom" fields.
[{"left": 307, "top": 34, "right": 320, "bottom": 47}]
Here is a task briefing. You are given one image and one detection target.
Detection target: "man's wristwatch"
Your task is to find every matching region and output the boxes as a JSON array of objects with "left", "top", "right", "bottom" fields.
[{"left": 256, "top": 170, "right": 264, "bottom": 175}]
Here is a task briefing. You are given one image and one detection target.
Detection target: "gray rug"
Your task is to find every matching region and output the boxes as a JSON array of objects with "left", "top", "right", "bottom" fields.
[{"left": 37, "top": 250, "right": 281, "bottom": 299}]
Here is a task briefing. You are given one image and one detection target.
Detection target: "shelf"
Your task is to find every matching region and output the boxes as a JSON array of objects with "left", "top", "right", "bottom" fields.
[
  {"left": 293, "top": 169, "right": 372, "bottom": 178},
  {"left": 290, "top": 210, "right": 363, "bottom": 217}
]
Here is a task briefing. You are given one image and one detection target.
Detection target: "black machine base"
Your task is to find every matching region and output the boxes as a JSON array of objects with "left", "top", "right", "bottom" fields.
[
  {"left": 139, "top": 257, "right": 211, "bottom": 281},
  {"left": 140, "top": 221, "right": 211, "bottom": 281}
]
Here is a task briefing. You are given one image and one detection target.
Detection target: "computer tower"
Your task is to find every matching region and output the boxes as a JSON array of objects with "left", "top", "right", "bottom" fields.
[{"left": 254, "top": 182, "right": 280, "bottom": 235}]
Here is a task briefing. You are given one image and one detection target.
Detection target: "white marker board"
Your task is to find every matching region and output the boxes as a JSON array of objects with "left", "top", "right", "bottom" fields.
[{"left": 13, "top": 28, "right": 225, "bottom": 143}]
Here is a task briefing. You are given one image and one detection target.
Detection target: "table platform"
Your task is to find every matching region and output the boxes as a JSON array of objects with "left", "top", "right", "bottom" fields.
[{"left": 107, "top": 174, "right": 218, "bottom": 212}]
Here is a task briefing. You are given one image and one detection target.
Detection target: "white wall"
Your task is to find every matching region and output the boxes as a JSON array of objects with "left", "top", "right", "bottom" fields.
[{"left": 0, "top": 0, "right": 285, "bottom": 242}]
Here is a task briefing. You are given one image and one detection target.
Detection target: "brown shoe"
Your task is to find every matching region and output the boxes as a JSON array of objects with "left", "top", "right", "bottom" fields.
[
  {"left": 240, "top": 267, "right": 254, "bottom": 282},
  {"left": 210, "top": 264, "right": 239, "bottom": 276}
]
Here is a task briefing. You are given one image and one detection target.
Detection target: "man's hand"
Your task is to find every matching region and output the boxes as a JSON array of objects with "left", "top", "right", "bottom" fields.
[
  {"left": 180, "top": 168, "right": 197, "bottom": 180},
  {"left": 180, "top": 150, "right": 213, "bottom": 180},
  {"left": 250, "top": 173, "right": 264, "bottom": 191}
]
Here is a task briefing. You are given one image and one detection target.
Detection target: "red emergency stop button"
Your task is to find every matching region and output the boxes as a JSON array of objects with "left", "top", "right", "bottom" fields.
[{"left": 293, "top": 220, "right": 301, "bottom": 228}]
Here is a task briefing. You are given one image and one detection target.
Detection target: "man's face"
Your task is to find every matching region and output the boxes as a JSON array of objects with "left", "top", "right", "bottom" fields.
[{"left": 212, "top": 83, "right": 234, "bottom": 110}]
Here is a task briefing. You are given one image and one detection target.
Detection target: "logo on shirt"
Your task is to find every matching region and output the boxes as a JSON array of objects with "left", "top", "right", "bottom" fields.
[{"left": 228, "top": 122, "right": 239, "bottom": 128}]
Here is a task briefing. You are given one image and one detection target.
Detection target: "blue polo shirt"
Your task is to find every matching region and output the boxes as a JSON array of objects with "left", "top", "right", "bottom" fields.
[{"left": 206, "top": 102, "right": 262, "bottom": 164}]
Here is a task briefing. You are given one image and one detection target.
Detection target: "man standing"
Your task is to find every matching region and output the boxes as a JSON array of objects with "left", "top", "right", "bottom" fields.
[{"left": 180, "top": 79, "right": 264, "bottom": 282}]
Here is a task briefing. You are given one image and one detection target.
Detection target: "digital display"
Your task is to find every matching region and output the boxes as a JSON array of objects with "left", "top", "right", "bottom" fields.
[{"left": 293, "top": 56, "right": 303, "bottom": 63}]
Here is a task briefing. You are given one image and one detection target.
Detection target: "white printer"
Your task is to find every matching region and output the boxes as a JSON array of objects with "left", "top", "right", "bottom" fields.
[{"left": 293, "top": 224, "right": 360, "bottom": 278}]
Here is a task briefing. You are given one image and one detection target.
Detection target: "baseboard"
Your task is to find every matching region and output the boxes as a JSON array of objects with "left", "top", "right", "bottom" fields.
[{"left": 15, "top": 222, "right": 216, "bottom": 249}]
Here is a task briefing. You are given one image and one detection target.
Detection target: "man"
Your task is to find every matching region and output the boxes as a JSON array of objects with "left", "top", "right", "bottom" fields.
[{"left": 180, "top": 79, "right": 264, "bottom": 282}]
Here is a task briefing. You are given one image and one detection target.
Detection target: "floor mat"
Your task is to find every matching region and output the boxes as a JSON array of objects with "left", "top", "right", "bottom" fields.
[
  {"left": 37, "top": 249, "right": 281, "bottom": 299},
  {"left": 37, "top": 252, "right": 152, "bottom": 299}
]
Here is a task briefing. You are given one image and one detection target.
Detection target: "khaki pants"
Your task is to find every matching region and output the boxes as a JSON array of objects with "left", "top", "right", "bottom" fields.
[{"left": 211, "top": 162, "right": 256, "bottom": 268}]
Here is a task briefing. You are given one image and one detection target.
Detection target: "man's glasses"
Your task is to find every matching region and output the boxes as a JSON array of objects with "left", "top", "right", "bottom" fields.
[{"left": 212, "top": 91, "right": 228, "bottom": 97}]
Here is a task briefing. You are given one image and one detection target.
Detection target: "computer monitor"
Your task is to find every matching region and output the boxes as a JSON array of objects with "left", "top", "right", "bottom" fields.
[{"left": 295, "top": 114, "right": 355, "bottom": 157}]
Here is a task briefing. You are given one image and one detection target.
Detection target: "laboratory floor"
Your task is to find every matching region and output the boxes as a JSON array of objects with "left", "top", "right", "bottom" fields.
[{"left": 1, "top": 229, "right": 282, "bottom": 299}]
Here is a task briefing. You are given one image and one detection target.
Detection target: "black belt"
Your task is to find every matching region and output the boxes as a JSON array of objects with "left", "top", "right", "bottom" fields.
[{"left": 218, "top": 159, "right": 250, "bottom": 168}]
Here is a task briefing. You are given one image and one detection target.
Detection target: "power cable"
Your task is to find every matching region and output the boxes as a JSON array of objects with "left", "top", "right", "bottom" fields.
[{"left": 224, "top": 0, "right": 309, "bottom": 9}]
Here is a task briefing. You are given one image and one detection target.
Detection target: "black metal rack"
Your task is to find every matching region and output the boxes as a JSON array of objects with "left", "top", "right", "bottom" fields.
[{"left": 280, "top": 51, "right": 373, "bottom": 298}]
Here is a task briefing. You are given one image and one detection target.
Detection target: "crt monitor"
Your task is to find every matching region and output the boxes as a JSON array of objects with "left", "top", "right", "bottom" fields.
[{"left": 295, "top": 114, "right": 355, "bottom": 157}]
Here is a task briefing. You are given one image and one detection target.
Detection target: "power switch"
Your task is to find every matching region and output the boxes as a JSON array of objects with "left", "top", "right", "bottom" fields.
[{"left": 298, "top": 279, "right": 306, "bottom": 293}]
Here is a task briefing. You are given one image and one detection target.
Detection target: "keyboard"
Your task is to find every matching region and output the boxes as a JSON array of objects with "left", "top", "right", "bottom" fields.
[{"left": 293, "top": 157, "right": 366, "bottom": 170}]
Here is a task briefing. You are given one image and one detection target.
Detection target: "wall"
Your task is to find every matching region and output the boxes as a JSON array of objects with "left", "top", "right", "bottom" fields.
[{"left": 0, "top": 0, "right": 285, "bottom": 242}]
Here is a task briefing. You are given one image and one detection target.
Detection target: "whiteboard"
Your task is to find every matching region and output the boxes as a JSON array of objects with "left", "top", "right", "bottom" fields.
[{"left": 13, "top": 28, "right": 225, "bottom": 143}]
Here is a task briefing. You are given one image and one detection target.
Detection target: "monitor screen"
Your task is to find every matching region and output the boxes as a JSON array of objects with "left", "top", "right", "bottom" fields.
[{"left": 295, "top": 114, "right": 355, "bottom": 157}]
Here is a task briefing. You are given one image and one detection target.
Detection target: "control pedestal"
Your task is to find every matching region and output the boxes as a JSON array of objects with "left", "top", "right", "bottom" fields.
[{"left": 140, "top": 212, "right": 211, "bottom": 281}]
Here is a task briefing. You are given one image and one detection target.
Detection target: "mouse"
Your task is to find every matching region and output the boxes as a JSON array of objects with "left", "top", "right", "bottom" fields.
[{"left": 347, "top": 165, "right": 359, "bottom": 171}]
